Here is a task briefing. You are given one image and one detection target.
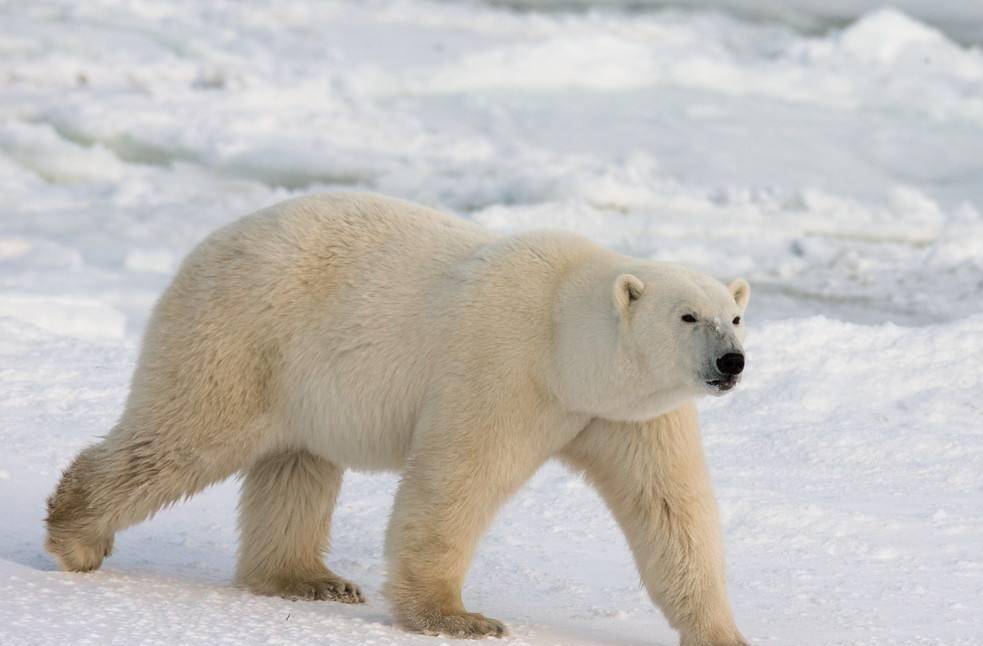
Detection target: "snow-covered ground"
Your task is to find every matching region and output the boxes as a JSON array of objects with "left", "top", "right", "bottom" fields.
[{"left": 2, "top": 2, "right": 982, "bottom": 645}]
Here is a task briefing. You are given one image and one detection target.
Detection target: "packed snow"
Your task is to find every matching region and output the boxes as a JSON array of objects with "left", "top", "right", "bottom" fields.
[{"left": 1, "top": 1, "right": 982, "bottom": 645}]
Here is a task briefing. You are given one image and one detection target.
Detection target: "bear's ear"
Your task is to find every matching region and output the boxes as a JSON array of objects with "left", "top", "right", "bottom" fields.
[
  {"left": 614, "top": 274, "right": 645, "bottom": 315},
  {"left": 729, "top": 278, "right": 750, "bottom": 311}
]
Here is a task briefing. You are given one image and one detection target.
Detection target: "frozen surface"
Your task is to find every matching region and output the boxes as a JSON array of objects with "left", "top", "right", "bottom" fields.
[
  {"left": 492, "top": 1, "right": 983, "bottom": 46},
  {"left": 1, "top": 2, "right": 982, "bottom": 645}
]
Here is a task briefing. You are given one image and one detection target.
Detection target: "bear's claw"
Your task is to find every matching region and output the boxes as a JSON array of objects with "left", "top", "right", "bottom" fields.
[
  {"left": 260, "top": 574, "right": 365, "bottom": 604},
  {"left": 420, "top": 612, "right": 507, "bottom": 639}
]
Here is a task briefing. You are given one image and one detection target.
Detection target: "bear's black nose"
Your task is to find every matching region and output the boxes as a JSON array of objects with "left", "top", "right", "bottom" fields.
[{"left": 716, "top": 353, "right": 745, "bottom": 376}]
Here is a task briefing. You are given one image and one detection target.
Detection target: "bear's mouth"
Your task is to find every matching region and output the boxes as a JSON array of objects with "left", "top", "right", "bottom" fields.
[{"left": 706, "top": 376, "right": 739, "bottom": 392}]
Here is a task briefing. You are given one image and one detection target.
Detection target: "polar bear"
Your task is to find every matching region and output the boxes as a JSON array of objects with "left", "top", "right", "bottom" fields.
[{"left": 46, "top": 192, "right": 750, "bottom": 646}]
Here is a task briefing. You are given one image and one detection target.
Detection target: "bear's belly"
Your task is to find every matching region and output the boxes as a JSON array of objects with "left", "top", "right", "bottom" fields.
[
  {"left": 277, "top": 335, "right": 432, "bottom": 472},
  {"left": 294, "top": 385, "right": 419, "bottom": 472}
]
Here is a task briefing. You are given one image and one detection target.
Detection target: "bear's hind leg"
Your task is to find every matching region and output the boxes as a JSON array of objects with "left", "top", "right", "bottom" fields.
[
  {"left": 45, "top": 443, "right": 118, "bottom": 572},
  {"left": 45, "top": 425, "right": 246, "bottom": 573},
  {"left": 235, "top": 449, "right": 363, "bottom": 604}
]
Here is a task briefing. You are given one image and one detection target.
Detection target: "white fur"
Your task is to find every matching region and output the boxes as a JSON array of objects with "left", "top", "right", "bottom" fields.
[{"left": 45, "top": 192, "right": 750, "bottom": 645}]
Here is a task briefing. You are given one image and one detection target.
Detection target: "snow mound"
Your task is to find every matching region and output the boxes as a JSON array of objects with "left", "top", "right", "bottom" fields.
[
  {"left": 0, "top": 296, "right": 126, "bottom": 342},
  {"left": 837, "top": 8, "right": 950, "bottom": 62}
]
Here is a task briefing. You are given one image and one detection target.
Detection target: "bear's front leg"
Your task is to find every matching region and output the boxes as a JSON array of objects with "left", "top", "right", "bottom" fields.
[
  {"left": 561, "top": 403, "right": 748, "bottom": 646},
  {"left": 384, "top": 400, "right": 565, "bottom": 638}
]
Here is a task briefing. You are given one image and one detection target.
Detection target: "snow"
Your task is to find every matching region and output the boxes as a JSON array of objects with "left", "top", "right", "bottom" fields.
[
  {"left": 495, "top": 1, "right": 983, "bottom": 46},
  {"left": 1, "top": 1, "right": 982, "bottom": 645}
]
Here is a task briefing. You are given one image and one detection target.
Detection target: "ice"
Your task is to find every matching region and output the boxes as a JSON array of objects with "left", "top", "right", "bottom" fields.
[
  {"left": 493, "top": 1, "right": 983, "bottom": 46},
  {"left": 0, "top": 294, "right": 126, "bottom": 341},
  {"left": 2, "top": 2, "right": 982, "bottom": 645}
]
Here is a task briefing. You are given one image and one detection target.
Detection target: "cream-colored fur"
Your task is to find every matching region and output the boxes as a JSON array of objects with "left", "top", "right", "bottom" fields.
[
  {"left": 561, "top": 406, "right": 745, "bottom": 646},
  {"left": 45, "top": 192, "right": 750, "bottom": 645}
]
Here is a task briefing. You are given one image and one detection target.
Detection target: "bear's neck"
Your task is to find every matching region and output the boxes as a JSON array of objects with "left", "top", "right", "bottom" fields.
[
  {"left": 549, "top": 257, "right": 696, "bottom": 422},
  {"left": 550, "top": 259, "right": 632, "bottom": 416}
]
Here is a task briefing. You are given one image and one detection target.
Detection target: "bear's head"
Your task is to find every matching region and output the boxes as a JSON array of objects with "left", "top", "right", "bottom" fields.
[{"left": 552, "top": 263, "right": 750, "bottom": 422}]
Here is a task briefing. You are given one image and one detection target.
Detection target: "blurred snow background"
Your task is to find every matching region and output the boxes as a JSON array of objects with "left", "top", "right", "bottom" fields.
[
  {"left": 493, "top": 1, "right": 983, "bottom": 45},
  {"left": 1, "top": 1, "right": 982, "bottom": 645}
]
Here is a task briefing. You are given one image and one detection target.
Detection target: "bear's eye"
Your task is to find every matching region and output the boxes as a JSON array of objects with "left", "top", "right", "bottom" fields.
[
  {"left": 681, "top": 314, "right": 697, "bottom": 323},
  {"left": 732, "top": 316, "right": 741, "bottom": 325}
]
